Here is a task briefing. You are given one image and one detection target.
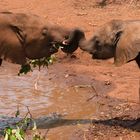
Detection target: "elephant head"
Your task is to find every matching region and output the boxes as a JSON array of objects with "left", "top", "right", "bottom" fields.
[
  {"left": 80, "top": 20, "right": 140, "bottom": 68},
  {"left": 0, "top": 12, "right": 85, "bottom": 66},
  {"left": 60, "top": 28, "right": 86, "bottom": 54}
]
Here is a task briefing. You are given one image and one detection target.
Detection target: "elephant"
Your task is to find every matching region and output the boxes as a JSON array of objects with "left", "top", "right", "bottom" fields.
[
  {"left": 80, "top": 19, "right": 140, "bottom": 68},
  {"left": 0, "top": 12, "right": 85, "bottom": 65}
]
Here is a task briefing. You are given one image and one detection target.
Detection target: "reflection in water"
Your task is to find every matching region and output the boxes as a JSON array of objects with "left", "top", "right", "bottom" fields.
[
  {"left": 0, "top": 62, "right": 117, "bottom": 139},
  {"left": 0, "top": 69, "right": 54, "bottom": 116}
]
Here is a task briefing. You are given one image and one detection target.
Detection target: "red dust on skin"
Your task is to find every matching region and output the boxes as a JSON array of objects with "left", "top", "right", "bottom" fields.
[{"left": 0, "top": 0, "right": 140, "bottom": 140}]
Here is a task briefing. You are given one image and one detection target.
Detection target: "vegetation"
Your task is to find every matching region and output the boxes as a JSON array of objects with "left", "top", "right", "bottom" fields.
[
  {"left": 18, "top": 55, "right": 56, "bottom": 75},
  {"left": 4, "top": 107, "right": 48, "bottom": 140}
]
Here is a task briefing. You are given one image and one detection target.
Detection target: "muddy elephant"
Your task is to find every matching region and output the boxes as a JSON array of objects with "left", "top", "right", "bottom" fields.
[
  {"left": 0, "top": 12, "right": 85, "bottom": 65},
  {"left": 80, "top": 20, "right": 140, "bottom": 68}
]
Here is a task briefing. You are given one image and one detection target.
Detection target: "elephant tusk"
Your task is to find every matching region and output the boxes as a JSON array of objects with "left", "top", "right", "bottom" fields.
[
  {"left": 60, "top": 46, "right": 64, "bottom": 49},
  {"left": 62, "top": 40, "right": 69, "bottom": 45}
]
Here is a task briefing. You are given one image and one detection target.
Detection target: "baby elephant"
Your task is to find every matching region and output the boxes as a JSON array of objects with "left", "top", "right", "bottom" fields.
[
  {"left": 0, "top": 12, "right": 85, "bottom": 65},
  {"left": 80, "top": 20, "right": 140, "bottom": 68}
]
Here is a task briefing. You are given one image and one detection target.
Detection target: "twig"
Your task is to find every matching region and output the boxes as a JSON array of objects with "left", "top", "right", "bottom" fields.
[
  {"left": 74, "top": 84, "right": 98, "bottom": 101},
  {"left": 44, "top": 129, "right": 50, "bottom": 139},
  {"left": 15, "top": 104, "right": 34, "bottom": 131},
  {"left": 26, "top": 106, "right": 33, "bottom": 119},
  {"left": 87, "top": 85, "right": 98, "bottom": 102},
  {"left": 34, "top": 71, "right": 40, "bottom": 90}
]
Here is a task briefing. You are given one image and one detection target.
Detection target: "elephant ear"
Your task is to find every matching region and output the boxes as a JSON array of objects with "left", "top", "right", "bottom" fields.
[
  {"left": 10, "top": 25, "right": 26, "bottom": 45},
  {"left": 114, "top": 37, "right": 140, "bottom": 66},
  {"left": 2, "top": 25, "right": 27, "bottom": 65}
]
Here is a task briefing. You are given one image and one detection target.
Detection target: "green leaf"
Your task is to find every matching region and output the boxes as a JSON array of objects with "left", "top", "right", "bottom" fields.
[
  {"left": 18, "top": 55, "right": 57, "bottom": 75},
  {"left": 19, "top": 129, "right": 25, "bottom": 138},
  {"left": 18, "top": 64, "right": 32, "bottom": 75},
  {"left": 9, "top": 135, "right": 17, "bottom": 140},
  {"left": 5, "top": 127, "right": 12, "bottom": 135},
  {"left": 15, "top": 127, "right": 24, "bottom": 140}
]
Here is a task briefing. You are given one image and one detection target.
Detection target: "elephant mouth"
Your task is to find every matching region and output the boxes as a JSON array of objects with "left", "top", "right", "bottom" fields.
[
  {"left": 50, "top": 39, "right": 79, "bottom": 54},
  {"left": 91, "top": 51, "right": 106, "bottom": 59},
  {"left": 92, "top": 53, "right": 100, "bottom": 59},
  {"left": 92, "top": 51, "right": 114, "bottom": 60},
  {"left": 49, "top": 41, "right": 69, "bottom": 51},
  {"left": 49, "top": 43, "right": 60, "bottom": 54},
  {"left": 92, "top": 53, "right": 107, "bottom": 59},
  {"left": 49, "top": 40, "right": 71, "bottom": 54}
]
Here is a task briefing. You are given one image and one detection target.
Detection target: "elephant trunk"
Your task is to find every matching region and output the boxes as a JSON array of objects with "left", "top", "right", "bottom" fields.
[
  {"left": 61, "top": 29, "right": 86, "bottom": 54},
  {"left": 79, "top": 39, "right": 95, "bottom": 54}
]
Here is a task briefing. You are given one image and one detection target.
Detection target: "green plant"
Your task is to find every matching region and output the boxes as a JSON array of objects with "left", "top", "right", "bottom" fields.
[
  {"left": 4, "top": 127, "right": 25, "bottom": 140},
  {"left": 3, "top": 107, "right": 47, "bottom": 140},
  {"left": 18, "top": 55, "right": 56, "bottom": 75}
]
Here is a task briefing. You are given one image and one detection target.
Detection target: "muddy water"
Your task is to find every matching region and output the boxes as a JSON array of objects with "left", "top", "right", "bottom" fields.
[
  {"left": 0, "top": 61, "right": 114, "bottom": 140},
  {"left": 0, "top": 61, "right": 139, "bottom": 139},
  {"left": 0, "top": 65, "right": 54, "bottom": 116},
  {"left": 0, "top": 61, "right": 101, "bottom": 139},
  {"left": 0, "top": 64, "right": 94, "bottom": 116}
]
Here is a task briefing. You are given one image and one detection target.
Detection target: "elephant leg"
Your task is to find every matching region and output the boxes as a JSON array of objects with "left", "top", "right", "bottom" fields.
[{"left": 135, "top": 53, "right": 140, "bottom": 68}]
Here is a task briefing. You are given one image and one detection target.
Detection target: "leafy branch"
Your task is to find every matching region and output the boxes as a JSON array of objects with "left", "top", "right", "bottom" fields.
[
  {"left": 18, "top": 55, "right": 56, "bottom": 76},
  {"left": 4, "top": 106, "right": 48, "bottom": 140}
]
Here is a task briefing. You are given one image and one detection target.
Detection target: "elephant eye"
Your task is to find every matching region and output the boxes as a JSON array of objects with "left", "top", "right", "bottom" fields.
[{"left": 93, "top": 36, "right": 100, "bottom": 45}]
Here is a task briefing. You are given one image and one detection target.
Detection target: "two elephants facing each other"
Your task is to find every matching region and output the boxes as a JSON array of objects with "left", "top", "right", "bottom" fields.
[
  {"left": 80, "top": 20, "right": 140, "bottom": 68},
  {"left": 1, "top": 12, "right": 139, "bottom": 68},
  {"left": 0, "top": 12, "right": 85, "bottom": 66}
]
